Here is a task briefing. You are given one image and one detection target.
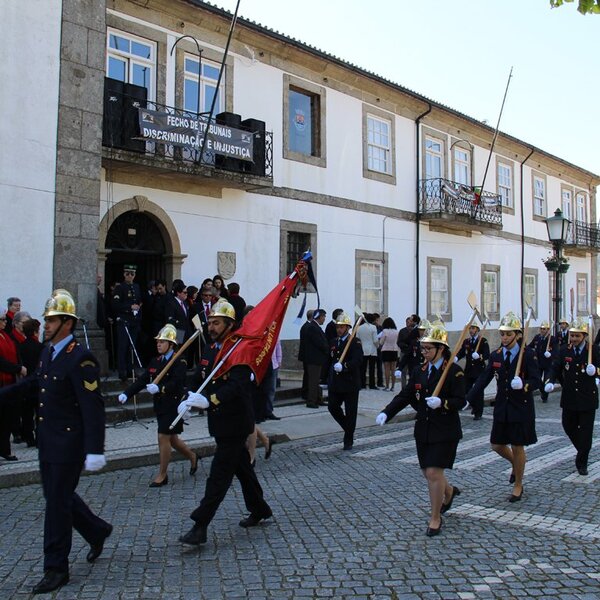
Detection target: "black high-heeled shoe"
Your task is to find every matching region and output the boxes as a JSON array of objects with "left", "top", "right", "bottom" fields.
[
  {"left": 509, "top": 471, "right": 516, "bottom": 484},
  {"left": 508, "top": 487, "right": 523, "bottom": 503},
  {"left": 440, "top": 486, "right": 461, "bottom": 514},
  {"left": 264, "top": 439, "right": 274, "bottom": 460},
  {"left": 426, "top": 517, "right": 443, "bottom": 537},
  {"left": 149, "top": 476, "right": 169, "bottom": 488},
  {"left": 190, "top": 453, "right": 201, "bottom": 476}
]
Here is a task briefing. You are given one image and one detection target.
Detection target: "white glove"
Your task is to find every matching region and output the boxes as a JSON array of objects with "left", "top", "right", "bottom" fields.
[
  {"left": 146, "top": 383, "right": 159, "bottom": 395},
  {"left": 375, "top": 413, "right": 387, "bottom": 426},
  {"left": 118, "top": 393, "right": 127, "bottom": 404},
  {"left": 333, "top": 362, "right": 343, "bottom": 373},
  {"left": 461, "top": 401, "right": 471, "bottom": 411},
  {"left": 511, "top": 376, "right": 523, "bottom": 390},
  {"left": 544, "top": 351, "right": 551, "bottom": 358},
  {"left": 471, "top": 351, "right": 480, "bottom": 360},
  {"left": 453, "top": 356, "right": 459, "bottom": 363},
  {"left": 586, "top": 364, "right": 596, "bottom": 376},
  {"left": 185, "top": 391, "right": 210, "bottom": 409},
  {"left": 394, "top": 369, "right": 402, "bottom": 378},
  {"left": 426, "top": 396, "right": 442, "bottom": 409},
  {"left": 544, "top": 382, "right": 554, "bottom": 394},
  {"left": 177, "top": 400, "right": 192, "bottom": 420},
  {"left": 85, "top": 454, "right": 106, "bottom": 472}
]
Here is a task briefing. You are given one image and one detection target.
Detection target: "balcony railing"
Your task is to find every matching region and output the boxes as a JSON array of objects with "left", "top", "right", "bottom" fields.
[
  {"left": 564, "top": 219, "right": 600, "bottom": 251},
  {"left": 419, "top": 178, "right": 503, "bottom": 228},
  {"left": 102, "top": 79, "right": 273, "bottom": 179}
]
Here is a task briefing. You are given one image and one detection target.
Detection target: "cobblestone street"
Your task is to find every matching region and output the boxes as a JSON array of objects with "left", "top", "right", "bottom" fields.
[{"left": 1, "top": 396, "right": 599, "bottom": 599}]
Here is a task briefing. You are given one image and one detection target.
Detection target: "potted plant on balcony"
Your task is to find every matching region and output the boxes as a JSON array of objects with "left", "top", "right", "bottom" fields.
[{"left": 542, "top": 254, "right": 569, "bottom": 272}]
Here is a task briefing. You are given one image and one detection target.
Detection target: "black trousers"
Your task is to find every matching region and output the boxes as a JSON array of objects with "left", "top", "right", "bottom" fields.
[
  {"left": 306, "top": 364, "right": 323, "bottom": 406},
  {"left": 562, "top": 408, "right": 596, "bottom": 467},
  {"left": 465, "top": 376, "right": 484, "bottom": 417},
  {"left": 328, "top": 390, "right": 359, "bottom": 445},
  {"left": 40, "top": 461, "right": 111, "bottom": 573},
  {"left": 361, "top": 356, "right": 377, "bottom": 389},
  {"left": 190, "top": 435, "right": 271, "bottom": 526}
]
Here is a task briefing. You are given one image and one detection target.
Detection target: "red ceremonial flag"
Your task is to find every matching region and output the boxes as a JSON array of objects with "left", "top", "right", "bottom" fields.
[{"left": 212, "top": 262, "right": 308, "bottom": 384}]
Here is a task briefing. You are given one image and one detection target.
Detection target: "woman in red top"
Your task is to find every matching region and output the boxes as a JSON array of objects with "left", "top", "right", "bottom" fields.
[{"left": 0, "top": 308, "right": 26, "bottom": 460}]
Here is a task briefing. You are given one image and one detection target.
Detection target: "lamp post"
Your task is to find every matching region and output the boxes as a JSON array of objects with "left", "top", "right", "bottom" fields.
[{"left": 545, "top": 208, "right": 571, "bottom": 335}]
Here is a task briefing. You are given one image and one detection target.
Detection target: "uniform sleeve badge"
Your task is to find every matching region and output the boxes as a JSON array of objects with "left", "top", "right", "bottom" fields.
[{"left": 84, "top": 380, "right": 98, "bottom": 391}]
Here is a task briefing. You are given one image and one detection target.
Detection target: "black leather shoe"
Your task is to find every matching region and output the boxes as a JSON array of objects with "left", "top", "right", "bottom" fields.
[
  {"left": 239, "top": 511, "right": 273, "bottom": 528},
  {"left": 179, "top": 524, "right": 207, "bottom": 545},
  {"left": 426, "top": 518, "right": 443, "bottom": 537},
  {"left": 86, "top": 524, "right": 113, "bottom": 562},
  {"left": 32, "top": 570, "right": 69, "bottom": 594},
  {"left": 577, "top": 466, "right": 589, "bottom": 476},
  {"left": 509, "top": 471, "right": 516, "bottom": 484},
  {"left": 190, "top": 454, "right": 201, "bottom": 476},
  {"left": 265, "top": 413, "right": 281, "bottom": 420},
  {"left": 343, "top": 443, "right": 353, "bottom": 451},
  {"left": 440, "top": 486, "right": 461, "bottom": 514},
  {"left": 149, "top": 476, "right": 168, "bottom": 488},
  {"left": 508, "top": 488, "right": 523, "bottom": 503},
  {"left": 1, "top": 454, "right": 18, "bottom": 461}
]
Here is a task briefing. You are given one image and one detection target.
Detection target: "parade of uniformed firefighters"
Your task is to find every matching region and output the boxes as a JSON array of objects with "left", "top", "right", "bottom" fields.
[{"left": 0, "top": 254, "right": 598, "bottom": 594}]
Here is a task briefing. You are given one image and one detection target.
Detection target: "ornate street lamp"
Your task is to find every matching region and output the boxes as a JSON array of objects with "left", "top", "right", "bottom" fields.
[{"left": 544, "top": 208, "right": 571, "bottom": 335}]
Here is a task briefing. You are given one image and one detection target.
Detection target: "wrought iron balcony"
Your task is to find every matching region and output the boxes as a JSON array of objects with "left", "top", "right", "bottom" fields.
[
  {"left": 419, "top": 178, "right": 503, "bottom": 231},
  {"left": 101, "top": 78, "right": 273, "bottom": 186},
  {"left": 564, "top": 219, "right": 600, "bottom": 251}
]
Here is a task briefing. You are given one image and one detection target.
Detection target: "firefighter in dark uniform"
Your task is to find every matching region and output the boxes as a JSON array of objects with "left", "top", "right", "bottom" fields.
[
  {"left": 376, "top": 321, "right": 465, "bottom": 537},
  {"left": 467, "top": 312, "right": 540, "bottom": 503},
  {"left": 118, "top": 324, "right": 199, "bottom": 487},
  {"left": 546, "top": 318, "right": 600, "bottom": 475},
  {"left": 528, "top": 320, "right": 556, "bottom": 403},
  {"left": 112, "top": 264, "right": 142, "bottom": 381},
  {"left": 327, "top": 312, "right": 364, "bottom": 450},
  {"left": 557, "top": 317, "right": 570, "bottom": 347},
  {"left": 0, "top": 290, "right": 111, "bottom": 594},
  {"left": 456, "top": 322, "right": 489, "bottom": 420},
  {"left": 395, "top": 320, "right": 428, "bottom": 384},
  {"left": 176, "top": 301, "right": 272, "bottom": 547}
]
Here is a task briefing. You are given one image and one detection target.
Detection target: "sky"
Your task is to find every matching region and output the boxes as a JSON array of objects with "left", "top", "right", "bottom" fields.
[{"left": 212, "top": 0, "right": 599, "bottom": 176}]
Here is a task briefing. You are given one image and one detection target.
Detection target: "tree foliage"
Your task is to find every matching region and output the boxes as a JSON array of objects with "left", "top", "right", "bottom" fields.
[{"left": 550, "top": 0, "right": 600, "bottom": 14}]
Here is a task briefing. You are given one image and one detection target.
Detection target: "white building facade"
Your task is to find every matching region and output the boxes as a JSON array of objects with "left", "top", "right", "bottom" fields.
[{"left": 1, "top": 0, "right": 598, "bottom": 367}]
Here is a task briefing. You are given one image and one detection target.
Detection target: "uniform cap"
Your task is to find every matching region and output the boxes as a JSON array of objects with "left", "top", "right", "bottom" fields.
[
  {"left": 498, "top": 311, "right": 522, "bottom": 332},
  {"left": 43, "top": 289, "right": 78, "bottom": 319},
  {"left": 124, "top": 264, "right": 137, "bottom": 272},
  {"left": 420, "top": 320, "right": 449, "bottom": 347},
  {"left": 336, "top": 312, "right": 352, "bottom": 326},
  {"left": 209, "top": 300, "right": 236, "bottom": 321},
  {"left": 155, "top": 324, "right": 178, "bottom": 344},
  {"left": 568, "top": 318, "right": 588, "bottom": 334}
]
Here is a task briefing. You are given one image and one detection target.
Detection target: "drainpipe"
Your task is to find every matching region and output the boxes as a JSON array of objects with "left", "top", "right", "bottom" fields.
[
  {"left": 520, "top": 147, "right": 535, "bottom": 318},
  {"left": 415, "top": 103, "right": 432, "bottom": 313}
]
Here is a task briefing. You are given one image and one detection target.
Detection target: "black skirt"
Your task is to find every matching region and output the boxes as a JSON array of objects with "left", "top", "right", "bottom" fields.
[
  {"left": 415, "top": 439, "right": 458, "bottom": 469},
  {"left": 490, "top": 420, "right": 537, "bottom": 446},
  {"left": 382, "top": 350, "right": 398, "bottom": 362},
  {"left": 156, "top": 411, "right": 183, "bottom": 435}
]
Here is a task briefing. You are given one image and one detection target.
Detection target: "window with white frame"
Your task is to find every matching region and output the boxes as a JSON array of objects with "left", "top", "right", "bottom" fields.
[
  {"left": 562, "top": 189, "right": 573, "bottom": 220},
  {"left": 425, "top": 137, "right": 444, "bottom": 180},
  {"left": 533, "top": 175, "right": 545, "bottom": 217},
  {"left": 430, "top": 264, "right": 449, "bottom": 315},
  {"left": 482, "top": 268, "right": 500, "bottom": 318},
  {"left": 183, "top": 55, "right": 223, "bottom": 115},
  {"left": 367, "top": 115, "right": 391, "bottom": 174},
  {"left": 577, "top": 274, "right": 588, "bottom": 315},
  {"left": 453, "top": 147, "right": 471, "bottom": 185},
  {"left": 576, "top": 192, "right": 587, "bottom": 223},
  {"left": 360, "top": 260, "right": 383, "bottom": 314},
  {"left": 106, "top": 29, "right": 156, "bottom": 99},
  {"left": 497, "top": 162, "right": 513, "bottom": 208},
  {"left": 523, "top": 271, "right": 537, "bottom": 316}
]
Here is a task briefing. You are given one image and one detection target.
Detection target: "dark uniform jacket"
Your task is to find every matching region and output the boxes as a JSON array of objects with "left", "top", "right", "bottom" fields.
[
  {"left": 301, "top": 320, "right": 329, "bottom": 367},
  {"left": 557, "top": 329, "right": 570, "bottom": 347},
  {"left": 528, "top": 333, "right": 557, "bottom": 372},
  {"left": 382, "top": 361, "right": 465, "bottom": 443},
  {"left": 112, "top": 281, "right": 142, "bottom": 324},
  {"left": 468, "top": 345, "right": 539, "bottom": 424},
  {"left": 0, "top": 338, "right": 105, "bottom": 463},
  {"left": 191, "top": 342, "right": 255, "bottom": 438},
  {"left": 327, "top": 335, "right": 363, "bottom": 393},
  {"left": 548, "top": 343, "right": 600, "bottom": 411},
  {"left": 456, "top": 335, "right": 490, "bottom": 379},
  {"left": 124, "top": 354, "right": 187, "bottom": 416}
]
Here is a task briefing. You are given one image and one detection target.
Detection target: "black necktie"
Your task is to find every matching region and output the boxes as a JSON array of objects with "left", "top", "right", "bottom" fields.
[
  {"left": 428, "top": 365, "right": 437, "bottom": 382},
  {"left": 504, "top": 351, "right": 511, "bottom": 369},
  {"left": 575, "top": 348, "right": 580, "bottom": 358}
]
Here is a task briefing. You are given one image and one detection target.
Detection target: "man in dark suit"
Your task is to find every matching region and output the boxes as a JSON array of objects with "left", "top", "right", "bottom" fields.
[
  {"left": 176, "top": 301, "right": 272, "bottom": 546},
  {"left": 302, "top": 309, "right": 329, "bottom": 408},
  {"left": 547, "top": 318, "right": 600, "bottom": 475},
  {"left": 227, "top": 282, "right": 246, "bottom": 323},
  {"left": 297, "top": 309, "right": 314, "bottom": 401},
  {"left": 328, "top": 311, "right": 364, "bottom": 450},
  {"left": 112, "top": 264, "right": 143, "bottom": 381},
  {"left": 164, "top": 281, "right": 193, "bottom": 347},
  {"left": 0, "top": 290, "right": 111, "bottom": 594}
]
